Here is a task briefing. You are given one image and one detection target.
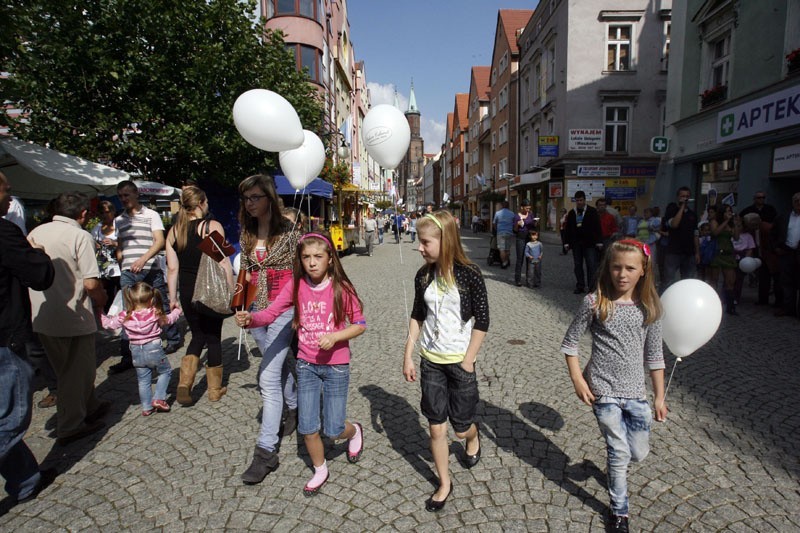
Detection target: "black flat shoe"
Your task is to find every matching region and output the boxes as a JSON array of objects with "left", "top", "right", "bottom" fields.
[
  {"left": 425, "top": 483, "right": 453, "bottom": 512},
  {"left": 464, "top": 431, "right": 481, "bottom": 468}
]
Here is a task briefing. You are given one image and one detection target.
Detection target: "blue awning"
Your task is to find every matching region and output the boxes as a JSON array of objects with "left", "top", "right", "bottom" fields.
[{"left": 274, "top": 175, "right": 333, "bottom": 199}]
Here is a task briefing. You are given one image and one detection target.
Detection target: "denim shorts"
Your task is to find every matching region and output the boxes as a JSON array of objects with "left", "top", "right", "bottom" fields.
[
  {"left": 496, "top": 233, "right": 513, "bottom": 251},
  {"left": 419, "top": 357, "right": 478, "bottom": 433},
  {"left": 296, "top": 359, "right": 350, "bottom": 438}
]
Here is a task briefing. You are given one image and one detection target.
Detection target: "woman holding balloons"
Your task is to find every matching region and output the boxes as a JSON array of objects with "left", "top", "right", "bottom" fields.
[
  {"left": 708, "top": 204, "right": 740, "bottom": 315},
  {"left": 238, "top": 174, "right": 301, "bottom": 485}
]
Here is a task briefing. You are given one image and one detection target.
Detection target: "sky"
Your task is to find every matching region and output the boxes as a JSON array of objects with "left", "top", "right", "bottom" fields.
[{"left": 348, "top": 0, "right": 539, "bottom": 154}]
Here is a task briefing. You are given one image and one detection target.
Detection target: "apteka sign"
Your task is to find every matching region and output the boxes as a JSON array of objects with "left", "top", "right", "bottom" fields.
[{"left": 717, "top": 83, "right": 800, "bottom": 143}]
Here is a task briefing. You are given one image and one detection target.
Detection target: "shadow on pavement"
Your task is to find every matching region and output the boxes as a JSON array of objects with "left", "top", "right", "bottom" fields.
[
  {"left": 480, "top": 399, "right": 607, "bottom": 514},
  {"left": 358, "top": 384, "right": 437, "bottom": 488}
]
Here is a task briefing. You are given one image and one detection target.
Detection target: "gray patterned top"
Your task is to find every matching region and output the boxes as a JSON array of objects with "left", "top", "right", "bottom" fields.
[{"left": 561, "top": 294, "right": 664, "bottom": 399}]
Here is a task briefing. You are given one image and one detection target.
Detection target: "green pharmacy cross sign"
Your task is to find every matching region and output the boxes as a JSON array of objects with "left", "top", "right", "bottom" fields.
[{"left": 650, "top": 136, "right": 669, "bottom": 154}]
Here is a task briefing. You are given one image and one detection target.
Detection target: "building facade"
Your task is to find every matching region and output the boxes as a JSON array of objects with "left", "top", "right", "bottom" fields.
[
  {"left": 518, "top": 0, "right": 670, "bottom": 229},
  {"left": 489, "top": 9, "right": 534, "bottom": 211},
  {"left": 659, "top": 0, "right": 800, "bottom": 214},
  {"left": 466, "top": 66, "right": 492, "bottom": 225},
  {"left": 397, "top": 82, "right": 424, "bottom": 211}
]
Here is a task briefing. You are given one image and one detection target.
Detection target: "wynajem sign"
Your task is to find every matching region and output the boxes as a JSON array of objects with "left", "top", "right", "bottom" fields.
[{"left": 717, "top": 83, "right": 800, "bottom": 143}]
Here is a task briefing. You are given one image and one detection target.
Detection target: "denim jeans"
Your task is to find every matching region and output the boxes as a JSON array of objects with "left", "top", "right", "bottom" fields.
[
  {"left": 250, "top": 307, "right": 296, "bottom": 452},
  {"left": 514, "top": 237, "right": 527, "bottom": 284},
  {"left": 662, "top": 253, "right": 697, "bottom": 292},
  {"left": 419, "top": 358, "right": 479, "bottom": 433},
  {"left": 120, "top": 267, "right": 181, "bottom": 347},
  {"left": 593, "top": 396, "right": 652, "bottom": 516},
  {"left": 0, "top": 345, "right": 41, "bottom": 500},
  {"left": 572, "top": 246, "right": 599, "bottom": 291},
  {"left": 131, "top": 340, "right": 172, "bottom": 411},
  {"left": 296, "top": 360, "right": 350, "bottom": 437}
]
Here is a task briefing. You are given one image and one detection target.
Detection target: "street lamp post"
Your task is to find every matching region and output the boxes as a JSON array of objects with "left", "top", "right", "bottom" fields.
[{"left": 500, "top": 172, "right": 514, "bottom": 207}]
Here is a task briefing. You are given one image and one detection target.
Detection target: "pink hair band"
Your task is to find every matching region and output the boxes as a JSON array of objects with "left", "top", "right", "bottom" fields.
[{"left": 299, "top": 232, "right": 333, "bottom": 249}]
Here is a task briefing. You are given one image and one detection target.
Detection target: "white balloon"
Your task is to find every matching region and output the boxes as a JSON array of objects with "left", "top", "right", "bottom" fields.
[
  {"left": 232, "top": 253, "right": 241, "bottom": 276},
  {"left": 661, "top": 279, "right": 722, "bottom": 358},
  {"left": 361, "top": 104, "right": 411, "bottom": 169},
  {"left": 278, "top": 130, "right": 326, "bottom": 190},
  {"left": 738, "top": 256, "right": 761, "bottom": 273},
  {"left": 233, "top": 89, "right": 304, "bottom": 152}
]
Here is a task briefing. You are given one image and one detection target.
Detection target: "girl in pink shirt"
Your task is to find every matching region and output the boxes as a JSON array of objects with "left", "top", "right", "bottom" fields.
[
  {"left": 101, "top": 282, "right": 182, "bottom": 416},
  {"left": 236, "top": 232, "right": 366, "bottom": 496}
]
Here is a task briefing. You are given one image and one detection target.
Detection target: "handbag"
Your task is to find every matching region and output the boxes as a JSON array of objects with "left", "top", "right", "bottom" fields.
[{"left": 192, "top": 221, "right": 235, "bottom": 317}]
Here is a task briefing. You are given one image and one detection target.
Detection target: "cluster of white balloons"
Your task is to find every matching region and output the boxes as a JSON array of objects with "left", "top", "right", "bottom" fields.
[{"left": 232, "top": 90, "right": 412, "bottom": 190}]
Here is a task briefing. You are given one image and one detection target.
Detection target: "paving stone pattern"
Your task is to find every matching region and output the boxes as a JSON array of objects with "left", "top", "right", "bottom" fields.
[{"left": 5, "top": 231, "right": 799, "bottom": 531}]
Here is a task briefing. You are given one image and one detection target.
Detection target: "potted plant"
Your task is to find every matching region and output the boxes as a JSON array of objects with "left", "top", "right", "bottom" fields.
[
  {"left": 787, "top": 48, "right": 800, "bottom": 74},
  {"left": 700, "top": 85, "right": 727, "bottom": 108}
]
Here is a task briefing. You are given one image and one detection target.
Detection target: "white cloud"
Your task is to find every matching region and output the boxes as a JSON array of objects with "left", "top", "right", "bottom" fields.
[
  {"left": 367, "top": 82, "right": 408, "bottom": 110},
  {"left": 421, "top": 118, "right": 446, "bottom": 151}
]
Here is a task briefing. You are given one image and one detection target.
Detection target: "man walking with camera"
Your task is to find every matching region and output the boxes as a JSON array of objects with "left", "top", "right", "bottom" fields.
[{"left": 661, "top": 186, "right": 700, "bottom": 291}]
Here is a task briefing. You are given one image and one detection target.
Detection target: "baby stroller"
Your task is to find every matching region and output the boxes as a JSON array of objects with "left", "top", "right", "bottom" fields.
[{"left": 487, "top": 234, "right": 502, "bottom": 266}]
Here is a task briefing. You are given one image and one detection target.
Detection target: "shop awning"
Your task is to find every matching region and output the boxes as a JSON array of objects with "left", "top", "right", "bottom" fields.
[
  {"left": 511, "top": 168, "right": 551, "bottom": 188},
  {"left": 273, "top": 175, "right": 333, "bottom": 199},
  {"left": 0, "top": 137, "right": 129, "bottom": 200}
]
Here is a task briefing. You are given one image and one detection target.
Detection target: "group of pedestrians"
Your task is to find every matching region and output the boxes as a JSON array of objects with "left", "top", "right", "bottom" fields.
[{"left": 557, "top": 186, "right": 800, "bottom": 320}]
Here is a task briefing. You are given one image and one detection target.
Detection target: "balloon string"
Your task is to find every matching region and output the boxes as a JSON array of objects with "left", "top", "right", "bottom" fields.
[{"left": 658, "top": 357, "right": 681, "bottom": 411}]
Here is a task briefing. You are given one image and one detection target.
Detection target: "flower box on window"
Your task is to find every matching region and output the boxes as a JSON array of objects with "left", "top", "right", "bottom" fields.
[
  {"left": 787, "top": 48, "right": 800, "bottom": 75},
  {"left": 700, "top": 85, "right": 727, "bottom": 108}
]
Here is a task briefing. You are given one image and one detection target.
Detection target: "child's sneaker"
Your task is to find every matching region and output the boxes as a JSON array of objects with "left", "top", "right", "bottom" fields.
[
  {"left": 152, "top": 399, "right": 170, "bottom": 412},
  {"left": 142, "top": 408, "right": 155, "bottom": 417}
]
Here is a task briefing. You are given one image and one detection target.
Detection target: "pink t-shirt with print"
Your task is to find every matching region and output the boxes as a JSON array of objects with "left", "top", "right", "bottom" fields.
[{"left": 249, "top": 277, "right": 366, "bottom": 365}]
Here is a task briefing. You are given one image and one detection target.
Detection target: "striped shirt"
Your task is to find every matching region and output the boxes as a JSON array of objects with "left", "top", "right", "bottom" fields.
[{"left": 115, "top": 206, "right": 165, "bottom": 271}]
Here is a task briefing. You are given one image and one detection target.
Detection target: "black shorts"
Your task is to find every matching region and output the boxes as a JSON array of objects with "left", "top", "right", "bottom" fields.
[{"left": 419, "top": 357, "right": 479, "bottom": 433}]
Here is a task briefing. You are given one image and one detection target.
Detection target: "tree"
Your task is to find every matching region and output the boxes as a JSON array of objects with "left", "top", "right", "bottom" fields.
[
  {"left": 319, "top": 156, "right": 353, "bottom": 189},
  {"left": 0, "top": 0, "right": 323, "bottom": 186}
]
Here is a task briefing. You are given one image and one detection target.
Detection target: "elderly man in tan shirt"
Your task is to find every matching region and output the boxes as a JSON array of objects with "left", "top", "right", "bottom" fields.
[{"left": 28, "top": 192, "right": 110, "bottom": 446}]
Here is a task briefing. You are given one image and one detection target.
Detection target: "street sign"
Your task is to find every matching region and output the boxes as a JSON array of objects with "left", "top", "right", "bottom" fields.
[{"left": 650, "top": 136, "right": 669, "bottom": 153}]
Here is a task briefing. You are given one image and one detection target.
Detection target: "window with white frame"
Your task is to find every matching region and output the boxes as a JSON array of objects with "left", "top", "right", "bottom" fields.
[
  {"left": 710, "top": 33, "right": 730, "bottom": 88},
  {"left": 492, "top": 132, "right": 496, "bottom": 150},
  {"left": 547, "top": 116, "right": 555, "bottom": 134},
  {"left": 499, "top": 122, "right": 508, "bottom": 145},
  {"left": 499, "top": 86, "right": 508, "bottom": 109},
  {"left": 607, "top": 24, "right": 632, "bottom": 71},
  {"left": 492, "top": 165, "right": 497, "bottom": 181},
  {"left": 491, "top": 98, "right": 497, "bottom": 117},
  {"left": 499, "top": 52, "right": 508, "bottom": 74},
  {"left": 534, "top": 62, "right": 542, "bottom": 101},
  {"left": 548, "top": 43, "right": 556, "bottom": 86},
  {"left": 604, "top": 106, "right": 629, "bottom": 153},
  {"left": 499, "top": 158, "right": 508, "bottom": 177},
  {"left": 663, "top": 21, "right": 671, "bottom": 71}
]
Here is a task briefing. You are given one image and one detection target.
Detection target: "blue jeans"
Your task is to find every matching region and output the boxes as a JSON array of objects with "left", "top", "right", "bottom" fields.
[
  {"left": 572, "top": 246, "right": 599, "bottom": 291},
  {"left": 514, "top": 237, "right": 527, "bottom": 283},
  {"left": 0, "top": 346, "right": 41, "bottom": 500},
  {"left": 250, "top": 307, "right": 296, "bottom": 452},
  {"left": 131, "top": 340, "right": 172, "bottom": 411},
  {"left": 593, "top": 397, "right": 652, "bottom": 516},
  {"left": 296, "top": 360, "right": 350, "bottom": 437},
  {"left": 662, "top": 253, "right": 697, "bottom": 292},
  {"left": 120, "top": 267, "right": 181, "bottom": 347}
]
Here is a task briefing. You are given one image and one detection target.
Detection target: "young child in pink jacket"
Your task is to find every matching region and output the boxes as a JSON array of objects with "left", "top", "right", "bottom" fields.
[{"left": 101, "top": 282, "right": 182, "bottom": 416}]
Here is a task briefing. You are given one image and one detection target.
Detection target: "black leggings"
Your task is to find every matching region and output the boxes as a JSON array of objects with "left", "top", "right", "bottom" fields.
[{"left": 180, "top": 292, "right": 224, "bottom": 367}]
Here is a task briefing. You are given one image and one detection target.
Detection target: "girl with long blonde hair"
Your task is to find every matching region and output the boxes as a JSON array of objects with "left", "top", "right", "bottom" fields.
[
  {"left": 561, "top": 239, "right": 666, "bottom": 532},
  {"left": 402, "top": 210, "right": 490, "bottom": 512}
]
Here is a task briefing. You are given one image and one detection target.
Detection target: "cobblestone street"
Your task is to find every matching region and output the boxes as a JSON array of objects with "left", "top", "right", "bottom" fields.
[{"left": 4, "top": 231, "right": 800, "bottom": 532}]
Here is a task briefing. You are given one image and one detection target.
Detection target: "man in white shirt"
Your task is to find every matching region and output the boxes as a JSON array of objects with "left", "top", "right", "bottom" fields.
[
  {"left": 772, "top": 192, "right": 800, "bottom": 318},
  {"left": 109, "top": 180, "right": 182, "bottom": 374}
]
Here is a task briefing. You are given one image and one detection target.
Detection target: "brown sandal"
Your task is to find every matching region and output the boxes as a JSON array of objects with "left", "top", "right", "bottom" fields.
[{"left": 37, "top": 393, "right": 57, "bottom": 409}]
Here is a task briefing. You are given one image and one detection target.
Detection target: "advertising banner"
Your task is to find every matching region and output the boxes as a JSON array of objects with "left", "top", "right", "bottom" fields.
[{"left": 569, "top": 129, "right": 603, "bottom": 151}]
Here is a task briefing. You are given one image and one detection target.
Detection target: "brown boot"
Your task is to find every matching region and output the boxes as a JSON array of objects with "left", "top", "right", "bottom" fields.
[
  {"left": 176, "top": 355, "right": 199, "bottom": 406},
  {"left": 206, "top": 365, "right": 227, "bottom": 402}
]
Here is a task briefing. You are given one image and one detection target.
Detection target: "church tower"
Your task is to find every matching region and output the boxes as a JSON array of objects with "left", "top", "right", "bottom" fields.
[{"left": 399, "top": 80, "right": 424, "bottom": 209}]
